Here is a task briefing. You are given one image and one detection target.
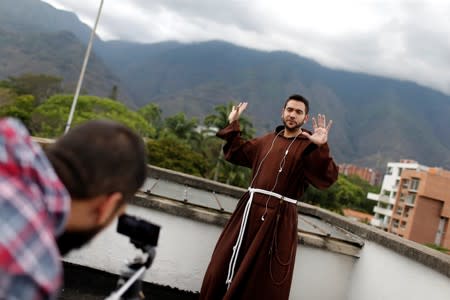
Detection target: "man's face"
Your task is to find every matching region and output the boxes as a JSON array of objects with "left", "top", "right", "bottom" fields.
[
  {"left": 281, "top": 100, "right": 308, "bottom": 131},
  {"left": 56, "top": 226, "right": 102, "bottom": 256},
  {"left": 56, "top": 202, "right": 125, "bottom": 256}
]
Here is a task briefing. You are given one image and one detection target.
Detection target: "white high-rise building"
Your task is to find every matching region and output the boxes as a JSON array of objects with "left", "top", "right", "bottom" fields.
[{"left": 368, "top": 159, "right": 428, "bottom": 229}]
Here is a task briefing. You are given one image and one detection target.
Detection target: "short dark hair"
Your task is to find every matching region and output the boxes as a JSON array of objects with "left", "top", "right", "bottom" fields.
[
  {"left": 284, "top": 94, "right": 309, "bottom": 114},
  {"left": 45, "top": 120, "right": 147, "bottom": 202}
]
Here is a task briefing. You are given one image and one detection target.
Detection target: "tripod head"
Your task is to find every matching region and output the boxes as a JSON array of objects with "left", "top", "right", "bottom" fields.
[{"left": 105, "top": 214, "right": 161, "bottom": 300}]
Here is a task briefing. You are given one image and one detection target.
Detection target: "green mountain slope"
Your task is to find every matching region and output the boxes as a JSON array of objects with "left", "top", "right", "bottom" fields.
[
  {"left": 0, "top": 0, "right": 134, "bottom": 105},
  {"left": 0, "top": 29, "right": 134, "bottom": 105}
]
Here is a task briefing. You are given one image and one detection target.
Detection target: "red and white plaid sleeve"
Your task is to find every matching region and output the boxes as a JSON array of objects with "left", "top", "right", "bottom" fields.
[{"left": 0, "top": 118, "right": 70, "bottom": 300}]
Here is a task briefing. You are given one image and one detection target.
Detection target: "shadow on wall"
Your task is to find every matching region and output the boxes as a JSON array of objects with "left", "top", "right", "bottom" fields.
[{"left": 60, "top": 262, "right": 199, "bottom": 300}]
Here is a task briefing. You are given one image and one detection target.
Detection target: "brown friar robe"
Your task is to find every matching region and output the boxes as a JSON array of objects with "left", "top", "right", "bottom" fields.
[{"left": 200, "top": 120, "right": 338, "bottom": 300}]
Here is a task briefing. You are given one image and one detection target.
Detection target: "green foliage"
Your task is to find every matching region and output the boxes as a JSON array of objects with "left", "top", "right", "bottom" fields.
[
  {"left": 204, "top": 102, "right": 255, "bottom": 139},
  {"left": 146, "top": 136, "right": 208, "bottom": 177},
  {"left": 138, "top": 103, "right": 163, "bottom": 131},
  {"left": 217, "top": 161, "right": 252, "bottom": 188},
  {"left": 204, "top": 102, "right": 255, "bottom": 184},
  {"left": 161, "top": 112, "right": 199, "bottom": 141},
  {"left": 302, "top": 174, "right": 378, "bottom": 214},
  {"left": 0, "top": 87, "right": 17, "bottom": 106},
  {"left": 139, "top": 102, "right": 255, "bottom": 186},
  {"left": 29, "top": 95, "right": 155, "bottom": 138},
  {"left": 345, "top": 175, "right": 379, "bottom": 212},
  {"left": 0, "top": 95, "right": 35, "bottom": 126},
  {"left": 1, "top": 74, "right": 62, "bottom": 104},
  {"left": 424, "top": 243, "right": 450, "bottom": 254}
]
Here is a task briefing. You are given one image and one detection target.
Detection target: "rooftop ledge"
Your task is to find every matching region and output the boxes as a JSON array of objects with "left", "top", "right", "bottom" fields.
[
  {"left": 27, "top": 136, "right": 450, "bottom": 279},
  {"left": 141, "top": 165, "right": 450, "bottom": 278},
  {"left": 132, "top": 193, "right": 363, "bottom": 258}
]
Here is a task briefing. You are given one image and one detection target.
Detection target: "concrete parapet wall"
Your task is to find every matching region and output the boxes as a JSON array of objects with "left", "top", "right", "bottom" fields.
[
  {"left": 298, "top": 202, "right": 450, "bottom": 278},
  {"left": 144, "top": 165, "right": 450, "bottom": 278}
]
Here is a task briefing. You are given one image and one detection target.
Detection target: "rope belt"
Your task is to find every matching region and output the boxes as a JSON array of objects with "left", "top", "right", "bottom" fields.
[{"left": 225, "top": 188, "right": 297, "bottom": 288}]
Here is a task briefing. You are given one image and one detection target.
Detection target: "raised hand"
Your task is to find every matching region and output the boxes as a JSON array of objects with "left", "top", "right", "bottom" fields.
[
  {"left": 301, "top": 114, "right": 333, "bottom": 145},
  {"left": 228, "top": 102, "right": 248, "bottom": 123}
]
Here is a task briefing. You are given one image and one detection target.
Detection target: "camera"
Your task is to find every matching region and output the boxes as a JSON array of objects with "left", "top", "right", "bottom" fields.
[
  {"left": 117, "top": 214, "right": 160, "bottom": 251},
  {"left": 106, "top": 214, "right": 161, "bottom": 300}
]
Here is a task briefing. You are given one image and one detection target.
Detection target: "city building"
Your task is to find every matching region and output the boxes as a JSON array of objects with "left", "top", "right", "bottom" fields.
[
  {"left": 339, "top": 163, "right": 381, "bottom": 186},
  {"left": 388, "top": 167, "right": 450, "bottom": 249},
  {"left": 367, "top": 160, "right": 428, "bottom": 230}
]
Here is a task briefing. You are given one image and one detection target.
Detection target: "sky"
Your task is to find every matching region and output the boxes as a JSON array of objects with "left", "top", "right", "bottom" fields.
[{"left": 42, "top": 0, "right": 450, "bottom": 95}]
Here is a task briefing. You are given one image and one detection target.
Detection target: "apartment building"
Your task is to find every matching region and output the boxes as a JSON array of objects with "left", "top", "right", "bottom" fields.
[
  {"left": 339, "top": 163, "right": 381, "bottom": 186},
  {"left": 388, "top": 167, "right": 450, "bottom": 248},
  {"left": 367, "top": 160, "right": 428, "bottom": 229}
]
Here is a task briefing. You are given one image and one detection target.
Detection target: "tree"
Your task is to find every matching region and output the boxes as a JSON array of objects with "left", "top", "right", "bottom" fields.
[
  {"left": 301, "top": 174, "right": 379, "bottom": 214},
  {"left": 137, "top": 103, "right": 163, "bottom": 133},
  {"left": 204, "top": 101, "right": 255, "bottom": 182},
  {"left": 204, "top": 102, "right": 254, "bottom": 139},
  {"left": 0, "top": 87, "right": 17, "bottom": 106},
  {"left": 109, "top": 85, "right": 118, "bottom": 100},
  {"left": 217, "top": 160, "right": 253, "bottom": 188},
  {"left": 146, "top": 136, "right": 208, "bottom": 177},
  {"left": 161, "top": 112, "right": 199, "bottom": 141},
  {"left": 1, "top": 74, "right": 63, "bottom": 104},
  {"left": 29, "top": 95, "right": 155, "bottom": 138},
  {"left": 0, "top": 95, "right": 36, "bottom": 126}
]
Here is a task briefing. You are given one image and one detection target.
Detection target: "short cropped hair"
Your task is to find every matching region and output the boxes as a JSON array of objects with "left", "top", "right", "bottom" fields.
[
  {"left": 45, "top": 120, "right": 147, "bottom": 202},
  {"left": 284, "top": 94, "right": 310, "bottom": 114}
]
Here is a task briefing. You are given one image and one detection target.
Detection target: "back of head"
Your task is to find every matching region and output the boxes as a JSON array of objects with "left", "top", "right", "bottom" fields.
[{"left": 45, "top": 120, "right": 147, "bottom": 202}]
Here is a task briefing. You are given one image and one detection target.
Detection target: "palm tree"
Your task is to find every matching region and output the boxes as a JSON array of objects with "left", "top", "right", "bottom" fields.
[
  {"left": 204, "top": 102, "right": 254, "bottom": 139},
  {"left": 161, "top": 112, "right": 200, "bottom": 141},
  {"left": 137, "top": 103, "right": 163, "bottom": 135},
  {"left": 204, "top": 101, "right": 255, "bottom": 182}
]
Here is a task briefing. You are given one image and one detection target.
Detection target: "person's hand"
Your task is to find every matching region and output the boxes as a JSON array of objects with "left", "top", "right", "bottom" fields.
[
  {"left": 228, "top": 102, "right": 248, "bottom": 123},
  {"left": 301, "top": 114, "right": 333, "bottom": 145}
]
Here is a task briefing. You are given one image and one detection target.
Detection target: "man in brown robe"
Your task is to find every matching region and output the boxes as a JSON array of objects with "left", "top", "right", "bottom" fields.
[{"left": 200, "top": 94, "right": 338, "bottom": 300}]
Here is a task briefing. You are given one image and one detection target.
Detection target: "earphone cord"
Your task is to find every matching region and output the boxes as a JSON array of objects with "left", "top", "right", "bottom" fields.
[
  {"left": 249, "top": 130, "right": 301, "bottom": 221},
  {"left": 248, "top": 130, "right": 283, "bottom": 188}
]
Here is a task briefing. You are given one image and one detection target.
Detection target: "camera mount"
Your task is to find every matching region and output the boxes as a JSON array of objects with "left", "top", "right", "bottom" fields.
[{"left": 105, "top": 214, "right": 160, "bottom": 300}]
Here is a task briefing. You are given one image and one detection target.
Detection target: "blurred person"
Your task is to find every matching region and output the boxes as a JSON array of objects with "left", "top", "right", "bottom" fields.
[
  {"left": 0, "top": 118, "right": 147, "bottom": 299},
  {"left": 200, "top": 94, "right": 338, "bottom": 299}
]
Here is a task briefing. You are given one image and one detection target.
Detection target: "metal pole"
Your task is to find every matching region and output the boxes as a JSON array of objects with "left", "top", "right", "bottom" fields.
[{"left": 64, "top": 0, "right": 105, "bottom": 134}]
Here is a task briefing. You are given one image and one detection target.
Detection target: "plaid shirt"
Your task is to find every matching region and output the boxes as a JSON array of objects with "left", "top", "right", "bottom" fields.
[{"left": 0, "top": 118, "right": 70, "bottom": 300}]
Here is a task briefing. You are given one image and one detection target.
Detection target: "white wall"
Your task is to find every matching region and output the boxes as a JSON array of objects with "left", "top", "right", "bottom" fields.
[
  {"left": 65, "top": 205, "right": 450, "bottom": 300},
  {"left": 292, "top": 246, "right": 355, "bottom": 300},
  {"left": 65, "top": 205, "right": 221, "bottom": 292},
  {"left": 346, "top": 241, "right": 450, "bottom": 300}
]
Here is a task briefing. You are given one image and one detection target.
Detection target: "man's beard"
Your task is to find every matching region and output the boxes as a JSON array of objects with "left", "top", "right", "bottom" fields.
[
  {"left": 56, "top": 227, "right": 102, "bottom": 256},
  {"left": 282, "top": 118, "right": 304, "bottom": 132}
]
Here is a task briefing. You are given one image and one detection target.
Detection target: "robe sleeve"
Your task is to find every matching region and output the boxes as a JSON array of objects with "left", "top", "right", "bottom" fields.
[
  {"left": 303, "top": 143, "right": 339, "bottom": 189},
  {"left": 216, "top": 120, "right": 257, "bottom": 168}
]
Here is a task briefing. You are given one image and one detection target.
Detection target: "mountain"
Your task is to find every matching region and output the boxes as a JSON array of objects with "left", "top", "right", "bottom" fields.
[
  {"left": 0, "top": 0, "right": 92, "bottom": 43},
  {"left": 1, "top": 0, "right": 450, "bottom": 171},
  {"left": 97, "top": 40, "right": 450, "bottom": 170},
  {"left": 0, "top": 0, "right": 134, "bottom": 105}
]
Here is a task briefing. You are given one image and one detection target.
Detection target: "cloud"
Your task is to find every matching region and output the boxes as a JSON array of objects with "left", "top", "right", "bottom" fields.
[{"left": 42, "top": 0, "right": 450, "bottom": 95}]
